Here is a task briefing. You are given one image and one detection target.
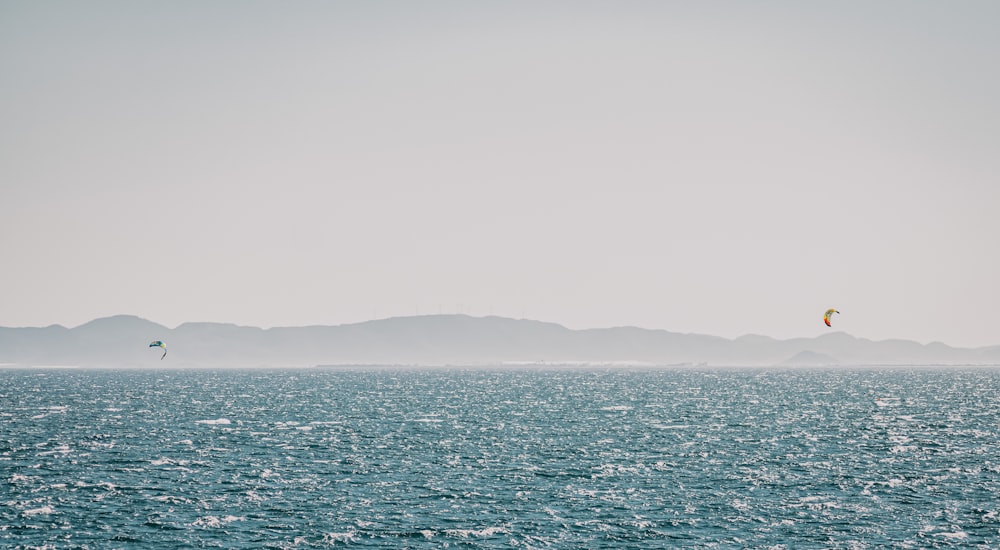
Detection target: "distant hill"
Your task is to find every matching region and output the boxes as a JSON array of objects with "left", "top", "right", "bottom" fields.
[
  {"left": 0, "top": 314, "right": 997, "bottom": 367},
  {"left": 781, "top": 350, "right": 840, "bottom": 366}
]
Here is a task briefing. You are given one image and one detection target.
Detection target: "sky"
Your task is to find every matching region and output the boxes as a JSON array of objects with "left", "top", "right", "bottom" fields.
[{"left": 2, "top": 1, "right": 998, "bottom": 348}]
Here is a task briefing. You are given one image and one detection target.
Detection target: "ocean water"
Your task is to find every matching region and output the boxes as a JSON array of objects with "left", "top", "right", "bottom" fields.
[{"left": 2, "top": 366, "right": 1000, "bottom": 548}]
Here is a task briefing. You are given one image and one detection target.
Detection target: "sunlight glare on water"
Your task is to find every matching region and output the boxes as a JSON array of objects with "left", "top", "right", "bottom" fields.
[{"left": 2, "top": 366, "right": 1000, "bottom": 548}]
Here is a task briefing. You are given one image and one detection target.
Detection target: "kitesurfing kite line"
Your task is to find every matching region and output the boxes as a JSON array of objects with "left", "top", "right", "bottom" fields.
[
  {"left": 149, "top": 340, "right": 167, "bottom": 360},
  {"left": 823, "top": 309, "right": 840, "bottom": 327}
]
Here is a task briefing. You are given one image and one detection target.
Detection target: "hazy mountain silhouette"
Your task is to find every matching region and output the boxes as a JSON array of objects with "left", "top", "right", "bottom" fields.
[
  {"left": 781, "top": 350, "right": 841, "bottom": 366},
  {"left": 0, "top": 314, "right": 996, "bottom": 367}
]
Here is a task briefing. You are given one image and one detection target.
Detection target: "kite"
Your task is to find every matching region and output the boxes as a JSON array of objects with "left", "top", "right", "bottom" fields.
[
  {"left": 823, "top": 309, "right": 840, "bottom": 327},
  {"left": 149, "top": 340, "right": 167, "bottom": 360}
]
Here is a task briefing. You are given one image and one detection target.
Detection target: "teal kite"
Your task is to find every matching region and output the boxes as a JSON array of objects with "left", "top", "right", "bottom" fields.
[{"left": 149, "top": 340, "right": 166, "bottom": 360}]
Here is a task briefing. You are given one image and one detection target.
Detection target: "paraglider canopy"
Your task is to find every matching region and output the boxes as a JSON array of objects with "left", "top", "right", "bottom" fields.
[
  {"left": 823, "top": 309, "right": 840, "bottom": 327},
  {"left": 149, "top": 340, "right": 166, "bottom": 360}
]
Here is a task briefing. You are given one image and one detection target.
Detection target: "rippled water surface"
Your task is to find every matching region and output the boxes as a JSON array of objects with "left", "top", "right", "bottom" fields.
[{"left": 3, "top": 366, "right": 1000, "bottom": 548}]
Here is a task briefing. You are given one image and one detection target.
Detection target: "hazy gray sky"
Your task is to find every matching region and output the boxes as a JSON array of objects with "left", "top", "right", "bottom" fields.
[{"left": 2, "top": 1, "right": 998, "bottom": 347}]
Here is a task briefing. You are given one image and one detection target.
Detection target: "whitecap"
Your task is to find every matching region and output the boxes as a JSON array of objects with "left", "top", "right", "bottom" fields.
[
  {"left": 631, "top": 519, "right": 655, "bottom": 529},
  {"left": 794, "top": 496, "right": 840, "bottom": 511},
  {"left": 195, "top": 418, "right": 231, "bottom": 425},
  {"left": 600, "top": 405, "right": 633, "bottom": 411},
  {"left": 444, "top": 526, "right": 508, "bottom": 538},
  {"left": 322, "top": 531, "right": 358, "bottom": 543},
  {"left": 22, "top": 505, "right": 55, "bottom": 517},
  {"left": 191, "top": 515, "right": 244, "bottom": 528},
  {"left": 37, "top": 444, "right": 71, "bottom": 456},
  {"left": 152, "top": 495, "right": 193, "bottom": 504}
]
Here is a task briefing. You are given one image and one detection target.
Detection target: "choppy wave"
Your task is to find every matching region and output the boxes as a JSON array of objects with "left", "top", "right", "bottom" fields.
[
  {"left": 3, "top": 366, "right": 1000, "bottom": 547},
  {"left": 194, "top": 418, "right": 231, "bottom": 425}
]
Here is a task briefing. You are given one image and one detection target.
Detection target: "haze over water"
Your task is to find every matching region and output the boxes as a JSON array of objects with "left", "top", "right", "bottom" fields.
[{"left": 4, "top": 366, "right": 999, "bottom": 548}]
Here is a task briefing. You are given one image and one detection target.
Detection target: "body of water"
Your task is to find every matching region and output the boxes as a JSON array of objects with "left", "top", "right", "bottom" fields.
[{"left": 3, "top": 366, "right": 999, "bottom": 548}]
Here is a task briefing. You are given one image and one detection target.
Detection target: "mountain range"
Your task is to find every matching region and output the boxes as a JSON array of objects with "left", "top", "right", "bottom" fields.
[{"left": 1, "top": 314, "right": 998, "bottom": 368}]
